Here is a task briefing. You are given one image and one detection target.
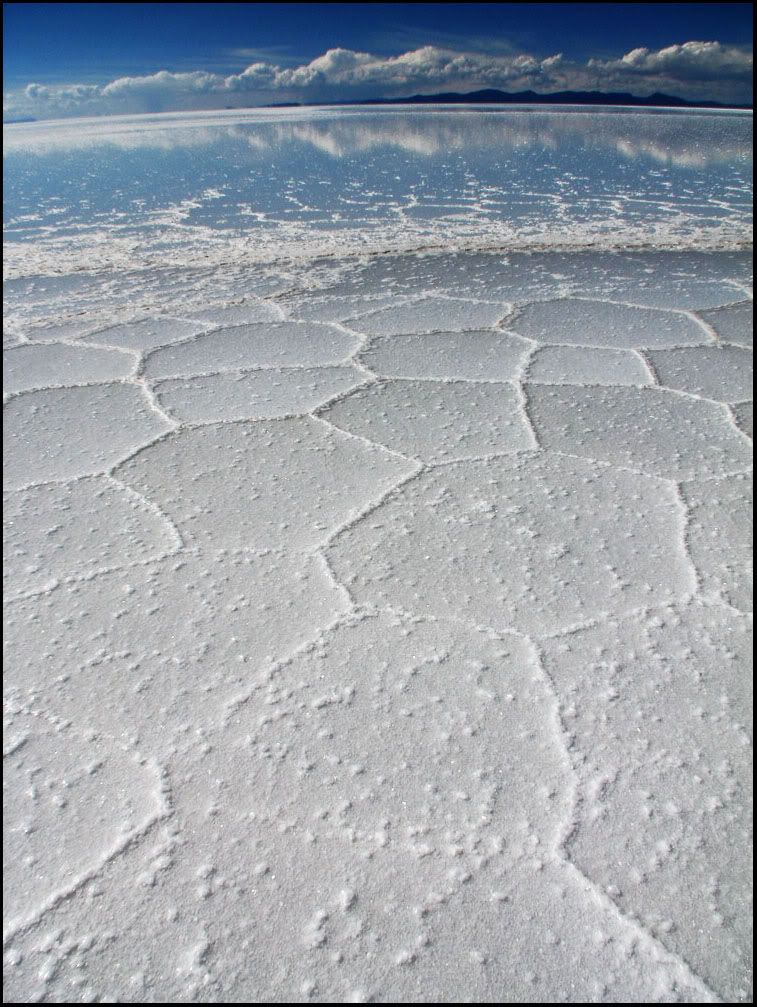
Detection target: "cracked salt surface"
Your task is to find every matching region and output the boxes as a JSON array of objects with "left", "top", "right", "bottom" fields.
[
  {"left": 527, "top": 345, "right": 652, "bottom": 386},
  {"left": 323, "top": 380, "right": 535, "bottom": 462},
  {"left": 732, "top": 401, "right": 753, "bottom": 439},
  {"left": 360, "top": 329, "right": 531, "bottom": 382},
  {"left": 153, "top": 366, "right": 365, "bottom": 424},
  {"left": 513, "top": 297, "right": 710, "bottom": 348},
  {"left": 328, "top": 452, "right": 695, "bottom": 637},
  {"left": 82, "top": 317, "right": 211, "bottom": 352},
  {"left": 115, "top": 418, "right": 415, "bottom": 551},
  {"left": 3, "top": 107, "right": 753, "bottom": 1004},
  {"left": 648, "top": 346, "right": 754, "bottom": 402},
  {"left": 3, "top": 383, "right": 172, "bottom": 489},
  {"left": 3, "top": 476, "right": 180, "bottom": 596},
  {"left": 143, "top": 321, "right": 360, "bottom": 379},
  {"left": 527, "top": 384, "right": 752, "bottom": 480},
  {"left": 540, "top": 602, "right": 752, "bottom": 1003},
  {"left": 700, "top": 301, "right": 754, "bottom": 348},
  {"left": 345, "top": 297, "right": 509, "bottom": 336},
  {"left": 3, "top": 342, "right": 135, "bottom": 395}
]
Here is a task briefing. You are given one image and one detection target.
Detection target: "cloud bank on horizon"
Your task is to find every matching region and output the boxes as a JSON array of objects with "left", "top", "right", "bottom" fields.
[{"left": 3, "top": 40, "right": 753, "bottom": 121}]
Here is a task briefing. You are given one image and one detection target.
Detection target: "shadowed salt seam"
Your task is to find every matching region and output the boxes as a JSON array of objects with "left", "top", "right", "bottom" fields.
[{"left": 3, "top": 248, "right": 752, "bottom": 1004}]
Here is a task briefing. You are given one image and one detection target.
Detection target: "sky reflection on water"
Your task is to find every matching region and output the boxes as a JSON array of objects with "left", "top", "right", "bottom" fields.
[{"left": 3, "top": 107, "right": 752, "bottom": 273}]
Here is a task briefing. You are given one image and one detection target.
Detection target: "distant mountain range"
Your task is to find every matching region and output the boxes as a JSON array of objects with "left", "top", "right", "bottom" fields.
[
  {"left": 5, "top": 89, "right": 750, "bottom": 124},
  {"left": 268, "top": 89, "right": 752, "bottom": 111}
]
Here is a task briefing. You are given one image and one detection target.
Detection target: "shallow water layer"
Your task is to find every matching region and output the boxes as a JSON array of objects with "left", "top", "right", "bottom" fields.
[{"left": 3, "top": 105, "right": 753, "bottom": 279}]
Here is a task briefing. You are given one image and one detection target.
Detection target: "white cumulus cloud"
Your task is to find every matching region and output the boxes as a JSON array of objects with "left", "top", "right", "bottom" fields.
[{"left": 3, "top": 41, "right": 752, "bottom": 121}]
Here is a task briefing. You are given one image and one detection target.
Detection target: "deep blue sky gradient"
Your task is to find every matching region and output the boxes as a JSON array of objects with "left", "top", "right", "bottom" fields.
[{"left": 4, "top": 3, "right": 754, "bottom": 86}]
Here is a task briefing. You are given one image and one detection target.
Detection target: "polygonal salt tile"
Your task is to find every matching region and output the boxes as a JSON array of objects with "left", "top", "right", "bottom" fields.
[
  {"left": 3, "top": 551, "right": 346, "bottom": 757},
  {"left": 346, "top": 297, "right": 508, "bottom": 336},
  {"left": 116, "top": 417, "right": 415, "bottom": 551},
  {"left": 181, "top": 300, "right": 282, "bottom": 327},
  {"left": 83, "top": 317, "right": 209, "bottom": 351},
  {"left": 3, "top": 343, "right": 135, "bottom": 395},
  {"left": 3, "top": 713, "right": 163, "bottom": 940},
  {"left": 699, "top": 301, "right": 753, "bottom": 348},
  {"left": 214, "top": 271, "right": 298, "bottom": 299},
  {"left": 567, "top": 251, "right": 752, "bottom": 310},
  {"left": 153, "top": 366, "right": 363, "bottom": 424},
  {"left": 327, "top": 453, "right": 693, "bottom": 637},
  {"left": 281, "top": 293, "right": 400, "bottom": 323},
  {"left": 3, "top": 476, "right": 179, "bottom": 596},
  {"left": 323, "top": 380, "right": 535, "bottom": 462},
  {"left": 5, "top": 656, "right": 708, "bottom": 1005},
  {"left": 512, "top": 298, "right": 708, "bottom": 348},
  {"left": 220, "top": 611, "right": 568, "bottom": 853},
  {"left": 316, "top": 251, "right": 564, "bottom": 303},
  {"left": 682, "top": 474, "right": 753, "bottom": 611},
  {"left": 22, "top": 316, "right": 121, "bottom": 343},
  {"left": 732, "top": 402, "right": 753, "bottom": 439},
  {"left": 647, "top": 346, "right": 753, "bottom": 402},
  {"left": 4, "top": 384, "right": 171, "bottom": 489},
  {"left": 414, "top": 858, "right": 716, "bottom": 1004},
  {"left": 527, "top": 345, "right": 651, "bottom": 385},
  {"left": 143, "top": 322, "right": 358, "bottom": 380},
  {"left": 597, "top": 280, "right": 747, "bottom": 311},
  {"left": 527, "top": 385, "right": 752, "bottom": 480},
  {"left": 318, "top": 249, "right": 751, "bottom": 312},
  {"left": 361, "top": 330, "right": 531, "bottom": 381},
  {"left": 540, "top": 602, "right": 752, "bottom": 1003}
]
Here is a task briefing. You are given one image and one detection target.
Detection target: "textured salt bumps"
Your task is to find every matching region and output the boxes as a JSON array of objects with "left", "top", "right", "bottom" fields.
[
  {"left": 3, "top": 250, "right": 752, "bottom": 1005},
  {"left": 143, "top": 322, "right": 359, "bottom": 379},
  {"left": 116, "top": 417, "right": 415, "bottom": 550},
  {"left": 328, "top": 452, "right": 694, "bottom": 636},
  {"left": 3, "top": 384, "right": 171, "bottom": 488}
]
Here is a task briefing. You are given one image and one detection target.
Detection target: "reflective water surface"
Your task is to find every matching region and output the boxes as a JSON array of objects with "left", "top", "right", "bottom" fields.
[{"left": 3, "top": 106, "right": 753, "bottom": 281}]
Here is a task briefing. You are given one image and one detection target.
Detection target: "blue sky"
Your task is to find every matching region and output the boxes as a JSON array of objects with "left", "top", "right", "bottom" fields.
[{"left": 3, "top": 3, "right": 753, "bottom": 120}]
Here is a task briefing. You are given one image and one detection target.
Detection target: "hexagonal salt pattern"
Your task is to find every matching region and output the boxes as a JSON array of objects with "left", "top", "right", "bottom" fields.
[
  {"left": 4, "top": 611, "right": 721, "bottom": 1004},
  {"left": 180, "top": 300, "right": 283, "bottom": 327},
  {"left": 4, "top": 249, "right": 752, "bottom": 1005},
  {"left": 280, "top": 292, "right": 399, "bottom": 323},
  {"left": 647, "top": 346, "right": 753, "bottom": 402},
  {"left": 3, "top": 384, "right": 172, "bottom": 489},
  {"left": 323, "top": 380, "right": 535, "bottom": 462},
  {"left": 513, "top": 298, "right": 709, "bottom": 348},
  {"left": 3, "top": 476, "right": 180, "bottom": 596},
  {"left": 328, "top": 453, "right": 693, "bottom": 637},
  {"left": 361, "top": 330, "right": 531, "bottom": 381},
  {"left": 527, "top": 345, "right": 652, "bottom": 385},
  {"left": 4, "top": 551, "right": 347, "bottom": 758},
  {"left": 3, "top": 711, "right": 165, "bottom": 940},
  {"left": 82, "top": 316, "right": 210, "bottom": 351},
  {"left": 527, "top": 384, "right": 752, "bottom": 480},
  {"left": 4, "top": 343, "right": 135, "bottom": 395},
  {"left": 699, "top": 301, "right": 753, "bottom": 348},
  {"left": 143, "top": 321, "right": 359, "bottom": 379},
  {"left": 682, "top": 473, "right": 753, "bottom": 611},
  {"left": 346, "top": 296, "right": 509, "bottom": 336},
  {"left": 116, "top": 417, "right": 416, "bottom": 551},
  {"left": 540, "top": 602, "right": 752, "bottom": 1004},
  {"left": 153, "top": 366, "right": 363, "bottom": 424}
]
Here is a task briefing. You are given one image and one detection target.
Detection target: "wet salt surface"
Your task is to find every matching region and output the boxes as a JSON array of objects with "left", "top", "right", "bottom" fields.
[
  {"left": 3, "top": 105, "right": 753, "bottom": 275},
  {"left": 2, "top": 107, "right": 753, "bottom": 1004}
]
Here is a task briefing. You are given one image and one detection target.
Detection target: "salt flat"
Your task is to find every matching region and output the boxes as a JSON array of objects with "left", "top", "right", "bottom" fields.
[{"left": 3, "top": 108, "right": 753, "bottom": 1003}]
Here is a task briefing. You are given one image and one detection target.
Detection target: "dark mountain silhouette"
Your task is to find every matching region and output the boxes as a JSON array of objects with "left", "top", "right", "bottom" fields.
[{"left": 263, "top": 89, "right": 750, "bottom": 111}]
